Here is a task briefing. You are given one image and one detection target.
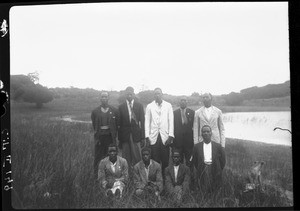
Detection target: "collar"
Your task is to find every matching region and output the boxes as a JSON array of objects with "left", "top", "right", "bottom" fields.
[
  {"left": 126, "top": 99, "right": 134, "bottom": 106},
  {"left": 143, "top": 159, "right": 153, "bottom": 169},
  {"left": 155, "top": 100, "right": 164, "bottom": 107},
  {"left": 204, "top": 106, "right": 212, "bottom": 110},
  {"left": 109, "top": 156, "right": 118, "bottom": 165},
  {"left": 203, "top": 141, "right": 212, "bottom": 147},
  {"left": 180, "top": 108, "right": 186, "bottom": 112}
]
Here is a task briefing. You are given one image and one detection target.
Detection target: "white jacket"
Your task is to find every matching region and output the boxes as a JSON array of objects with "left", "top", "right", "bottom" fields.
[
  {"left": 145, "top": 100, "right": 174, "bottom": 145},
  {"left": 193, "top": 106, "right": 225, "bottom": 147}
]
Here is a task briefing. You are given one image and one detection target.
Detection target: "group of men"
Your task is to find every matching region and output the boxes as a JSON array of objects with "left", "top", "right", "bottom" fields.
[{"left": 91, "top": 87, "right": 226, "bottom": 203}]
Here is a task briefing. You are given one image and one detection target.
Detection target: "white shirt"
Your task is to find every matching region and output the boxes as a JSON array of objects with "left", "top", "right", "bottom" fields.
[
  {"left": 180, "top": 108, "right": 187, "bottom": 124},
  {"left": 203, "top": 142, "right": 212, "bottom": 164},
  {"left": 110, "top": 161, "right": 117, "bottom": 173},
  {"left": 204, "top": 106, "right": 213, "bottom": 120},
  {"left": 145, "top": 100, "right": 174, "bottom": 145},
  {"left": 174, "top": 165, "right": 179, "bottom": 182},
  {"left": 126, "top": 100, "right": 134, "bottom": 122},
  {"left": 144, "top": 160, "right": 153, "bottom": 181}
]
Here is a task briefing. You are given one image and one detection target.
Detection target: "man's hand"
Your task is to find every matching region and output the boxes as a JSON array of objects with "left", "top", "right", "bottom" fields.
[{"left": 165, "top": 136, "right": 174, "bottom": 146}]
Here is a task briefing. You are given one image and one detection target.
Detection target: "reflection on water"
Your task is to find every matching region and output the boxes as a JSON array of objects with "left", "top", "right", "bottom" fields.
[{"left": 223, "top": 111, "right": 291, "bottom": 146}]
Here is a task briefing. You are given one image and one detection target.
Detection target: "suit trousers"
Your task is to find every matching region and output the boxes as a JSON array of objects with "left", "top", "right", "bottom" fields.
[
  {"left": 150, "top": 134, "right": 170, "bottom": 176},
  {"left": 198, "top": 164, "right": 213, "bottom": 194},
  {"left": 121, "top": 134, "right": 142, "bottom": 170},
  {"left": 94, "top": 134, "right": 113, "bottom": 178},
  {"left": 173, "top": 132, "right": 193, "bottom": 166}
]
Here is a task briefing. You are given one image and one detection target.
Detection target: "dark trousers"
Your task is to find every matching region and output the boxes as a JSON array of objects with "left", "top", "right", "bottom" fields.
[
  {"left": 122, "top": 134, "right": 142, "bottom": 169},
  {"left": 94, "top": 134, "right": 113, "bottom": 178},
  {"left": 197, "top": 164, "right": 222, "bottom": 194},
  {"left": 173, "top": 131, "right": 193, "bottom": 166},
  {"left": 150, "top": 134, "right": 170, "bottom": 177}
]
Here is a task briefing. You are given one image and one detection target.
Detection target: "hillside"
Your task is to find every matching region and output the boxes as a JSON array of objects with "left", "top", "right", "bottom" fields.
[{"left": 10, "top": 74, "right": 290, "bottom": 109}]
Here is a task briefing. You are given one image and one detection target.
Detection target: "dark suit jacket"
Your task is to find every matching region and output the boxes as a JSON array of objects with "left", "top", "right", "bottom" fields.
[
  {"left": 91, "top": 105, "right": 119, "bottom": 143},
  {"left": 165, "top": 163, "right": 190, "bottom": 195},
  {"left": 173, "top": 108, "right": 195, "bottom": 148},
  {"left": 191, "top": 141, "right": 225, "bottom": 183},
  {"left": 118, "top": 100, "right": 145, "bottom": 144}
]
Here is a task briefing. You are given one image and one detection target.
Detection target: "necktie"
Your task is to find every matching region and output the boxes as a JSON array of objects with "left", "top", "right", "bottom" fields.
[
  {"left": 129, "top": 102, "right": 137, "bottom": 124},
  {"left": 181, "top": 109, "right": 188, "bottom": 125}
]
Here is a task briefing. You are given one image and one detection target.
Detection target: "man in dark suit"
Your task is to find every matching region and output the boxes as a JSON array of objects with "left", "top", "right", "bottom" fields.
[
  {"left": 118, "top": 86, "right": 145, "bottom": 170},
  {"left": 191, "top": 125, "right": 226, "bottom": 194},
  {"left": 91, "top": 91, "right": 119, "bottom": 178},
  {"left": 173, "top": 96, "right": 195, "bottom": 166},
  {"left": 165, "top": 148, "right": 190, "bottom": 206}
]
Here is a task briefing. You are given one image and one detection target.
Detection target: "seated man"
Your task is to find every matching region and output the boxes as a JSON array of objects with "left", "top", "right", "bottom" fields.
[
  {"left": 165, "top": 148, "right": 190, "bottom": 205},
  {"left": 133, "top": 147, "right": 163, "bottom": 200},
  {"left": 98, "top": 144, "right": 129, "bottom": 199}
]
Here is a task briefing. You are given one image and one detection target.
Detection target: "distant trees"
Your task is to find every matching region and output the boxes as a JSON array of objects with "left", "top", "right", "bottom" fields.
[
  {"left": 11, "top": 76, "right": 289, "bottom": 108},
  {"left": 11, "top": 74, "right": 53, "bottom": 108},
  {"left": 240, "top": 81, "right": 290, "bottom": 100},
  {"left": 222, "top": 81, "right": 290, "bottom": 106},
  {"left": 137, "top": 90, "right": 155, "bottom": 105},
  {"left": 223, "top": 92, "right": 244, "bottom": 106}
]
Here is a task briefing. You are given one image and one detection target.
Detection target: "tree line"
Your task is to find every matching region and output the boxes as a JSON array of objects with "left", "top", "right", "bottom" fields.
[{"left": 10, "top": 74, "right": 290, "bottom": 108}]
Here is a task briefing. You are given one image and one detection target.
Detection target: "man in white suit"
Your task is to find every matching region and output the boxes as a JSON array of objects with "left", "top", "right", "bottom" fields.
[
  {"left": 145, "top": 87, "right": 174, "bottom": 174},
  {"left": 193, "top": 93, "right": 225, "bottom": 148}
]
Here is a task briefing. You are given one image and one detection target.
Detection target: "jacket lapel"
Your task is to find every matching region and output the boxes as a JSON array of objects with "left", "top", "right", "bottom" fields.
[
  {"left": 177, "top": 164, "right": 183, "bottom": 182},
  {"left": 201, "top": 107, "right": 209, "bottom": 123},
  {"left": 141, "top": 161, "right": 149, "bottom": 182},
  {"left": 185, "top": 109, "right": 190, "bottom": 124},
  {"left": 123, "top": 102, "right": 130, "bottom": 123},
  {"left": 177, "top": 109, "right": 183, "bottom": 126},
  {"left": 200, "top": 142, "right": 204, "bottom": 163},
  {"left": 211, "top": 142, "right": 216, "bottom": 162}
]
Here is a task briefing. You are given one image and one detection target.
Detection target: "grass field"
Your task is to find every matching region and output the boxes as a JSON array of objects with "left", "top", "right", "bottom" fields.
[{"left": 10, "top": 100, "right": 293, "bottom": 208}]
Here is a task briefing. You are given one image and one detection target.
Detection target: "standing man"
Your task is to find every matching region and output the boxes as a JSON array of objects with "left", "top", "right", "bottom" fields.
[
  {"left": 91, "top": 91, "right": 119, "bottom": 177},
  {"left": 165, "top": 148, "right": 190, "bottom": 206},
  {"left": 191, "top": 125, "right": 226, "bottom": 193},
  {"left": 193, "top": 92, "right": 225, "bottom": 148},
  {"left": 173, "top": 96, "right": 195, "bottom": 166},
  {"left": 118, "top": 86, "right": 145, "bottom": 170},
  {"left": 145, "top": 88, "right": 174, "bottom": 175},
  {"left": 133, "top": 147, "right": 163, "bottom": 200}
]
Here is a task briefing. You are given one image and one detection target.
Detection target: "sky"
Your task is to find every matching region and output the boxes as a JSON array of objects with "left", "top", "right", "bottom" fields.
[{"left": 9, "top": 2, "right": 289, "bottom": 96}]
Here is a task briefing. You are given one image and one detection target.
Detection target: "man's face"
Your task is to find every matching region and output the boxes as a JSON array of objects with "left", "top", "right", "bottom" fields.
[
  {"left": 202, "top": 93, "right": 212, "bottom": 107},
  {"left": 202, "top": 126, "right": 212, "bottom": 143},
  {"left": 126, "top": 91, "right": 134, "bottom": 102},
  {"left": 108, "top": 147, "right": 117, "bottom": 161},
  {"left": 179, "top": 98, "right": 187, "bottom": 109},
  {"left": 142, "top": 151, "right": 150, "bottom": 163},
  {"left": 172, "top": 152, "right": 181, "bottom": 166},
  {"left": 154, "top": 89, "right": 162, "bottom": 102},
  {"left": 100, "top": 92, "right": 109, "bottom": 106}
]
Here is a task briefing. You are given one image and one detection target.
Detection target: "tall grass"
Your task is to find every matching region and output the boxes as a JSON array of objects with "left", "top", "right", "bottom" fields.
[{"left": 10, "top": 101, "right": 293, "bottom": 208}]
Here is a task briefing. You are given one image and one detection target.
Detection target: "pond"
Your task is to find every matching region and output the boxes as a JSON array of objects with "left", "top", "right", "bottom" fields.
[{"left": 223, "top": 111, "right": 291, "bottom": 146}]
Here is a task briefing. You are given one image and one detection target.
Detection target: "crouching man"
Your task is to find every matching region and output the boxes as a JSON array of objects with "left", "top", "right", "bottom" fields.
[
  {"left": 133, "top": 147, "right": 163, "bottom": 201},
  {"left": 98, "top": 144, "right": 129, "bottom": 199},
  {"left": 165, "top": 148, "right": 190, "bottom": 206}
]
